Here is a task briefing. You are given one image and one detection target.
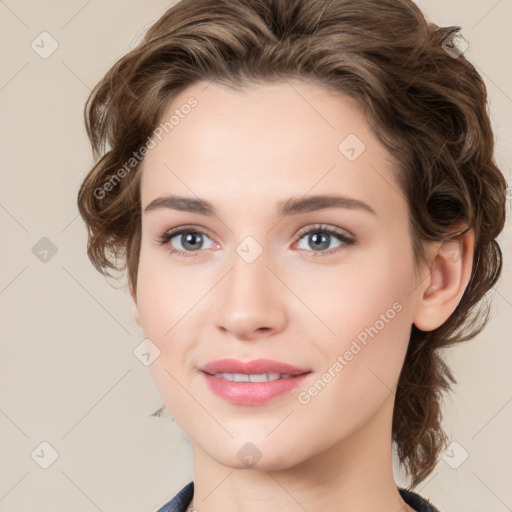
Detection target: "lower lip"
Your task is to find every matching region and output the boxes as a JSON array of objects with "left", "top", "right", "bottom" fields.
[{"left": 202, "top": 372, "right": 311, "bottom": 406}]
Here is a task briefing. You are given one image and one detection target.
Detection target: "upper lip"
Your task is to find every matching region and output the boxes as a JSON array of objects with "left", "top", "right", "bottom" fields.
[{"left": 199, "top": 358, "right": 311, "bottom": 376}]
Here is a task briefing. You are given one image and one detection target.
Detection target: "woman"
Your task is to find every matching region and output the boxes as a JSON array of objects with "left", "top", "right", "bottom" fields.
[{"left": 77, "top": 0, "right": 507, "bottom": 510}]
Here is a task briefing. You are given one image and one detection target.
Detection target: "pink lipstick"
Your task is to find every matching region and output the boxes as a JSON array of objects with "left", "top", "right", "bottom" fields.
[{"left": 199, "top": 358, "right": 312, "bottom": 406}]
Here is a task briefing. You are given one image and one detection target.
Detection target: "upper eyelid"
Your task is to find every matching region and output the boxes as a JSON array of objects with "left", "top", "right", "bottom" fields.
[
  {"left": 294, "top": 224, "right": 353, "bottom": 240},
  {"left": 162, "top": 225, "right": 215, "bottom": 241},
  {"left": 162, "top": 223, "right": 352, "bottom": 237}
]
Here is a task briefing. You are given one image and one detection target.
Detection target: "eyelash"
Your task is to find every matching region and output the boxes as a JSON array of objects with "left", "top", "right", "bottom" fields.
[{"left": 156, "top": 223, "right": 355, "bottom": 258}]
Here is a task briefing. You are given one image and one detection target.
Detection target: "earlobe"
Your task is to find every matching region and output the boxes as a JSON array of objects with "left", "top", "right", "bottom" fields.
[{"left": 413, "top": 229, "right": 475, "bottom": 332}]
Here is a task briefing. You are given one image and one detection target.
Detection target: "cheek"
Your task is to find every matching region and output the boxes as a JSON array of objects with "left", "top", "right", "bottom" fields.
[
  {"left": 135, "top": 246, "right": 200, "bottom": 332},
  {"left": 297, "top": 291, "right": 412, "bottom": 441},
  {"left": 292, "top": 244, "right": 412, "bottom": 340},
  {"left": 303, "top": 245, "right": 414, "bottom": 391},
  {"left": 135, "top": 250, "right": 208, "bottom": 379},
  {"left": 136, "top": 258, "right": 202, "bottom": 422}
]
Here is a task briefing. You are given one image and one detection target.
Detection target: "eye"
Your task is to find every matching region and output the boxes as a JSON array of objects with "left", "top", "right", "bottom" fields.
[
  {"left": 156, "top": 223, "right": 355, "bottom": 258},
  {"left": 157, "top": 226, "right": 217, "bottom": 257},
  {"left": 293, "top": 224, "right": 355, "bottom": 256}
]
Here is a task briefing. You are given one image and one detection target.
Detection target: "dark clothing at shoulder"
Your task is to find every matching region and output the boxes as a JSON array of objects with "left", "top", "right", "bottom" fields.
[
  {"left": 398, "top": 487, "right": 442, "bottom": 511},
  {"left": 155, "top": 482, "right": 194, "bottom": 512},
  {"left": 155, "top": 481, "right": 442, "bottom": 512}
]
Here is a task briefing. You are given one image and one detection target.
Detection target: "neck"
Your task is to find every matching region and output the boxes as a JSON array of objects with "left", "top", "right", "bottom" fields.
[{"left": 187, "top": 395, "right": 415, "bottom": 512}]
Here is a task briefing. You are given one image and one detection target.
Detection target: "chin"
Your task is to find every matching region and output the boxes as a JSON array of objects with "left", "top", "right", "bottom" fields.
[
  {"left": 201, "top": 436, "right": 307, "bottom": 472},
  {"left": 216, "top": 454, "right": 300, "bottom": 472}
]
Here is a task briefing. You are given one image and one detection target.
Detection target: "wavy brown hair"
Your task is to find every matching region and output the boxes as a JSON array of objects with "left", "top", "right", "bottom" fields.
[{"left": 77, "top": 0, "right": 507, "bottom": 488}]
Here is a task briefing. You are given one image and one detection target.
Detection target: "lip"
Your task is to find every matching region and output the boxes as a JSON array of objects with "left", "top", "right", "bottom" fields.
[
  {"left": 199, "top": 358, "right": 311, "bottom": 376},
  {"left": 199, "top": 358, "right": 312, "bottom": 406}
]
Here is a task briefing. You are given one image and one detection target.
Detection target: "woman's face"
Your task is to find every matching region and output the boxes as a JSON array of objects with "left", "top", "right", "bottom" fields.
[{"left": 132, "top": 79, "right": 427, "bottom": 469}]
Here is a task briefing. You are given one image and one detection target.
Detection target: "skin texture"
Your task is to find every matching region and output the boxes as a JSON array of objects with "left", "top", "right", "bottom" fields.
[{"left": 131, "top": 79, "right": 474, "bottom": 512}]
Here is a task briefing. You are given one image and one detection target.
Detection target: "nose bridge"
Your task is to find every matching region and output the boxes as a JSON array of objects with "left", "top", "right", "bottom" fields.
[
  {"left": 230, "top": 237, "right": 271, "bottom": 293},
  {"left": 213, "top": 235, "right": 287, "bottom": 338}
]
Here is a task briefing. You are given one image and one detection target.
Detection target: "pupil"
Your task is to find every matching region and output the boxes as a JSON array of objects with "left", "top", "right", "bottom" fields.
[
  {"left": 310, "top": 232, "right": 329, "bottom": 250},
  {"left": 184, "top": 233, "right": 202, "bottom": 250}
]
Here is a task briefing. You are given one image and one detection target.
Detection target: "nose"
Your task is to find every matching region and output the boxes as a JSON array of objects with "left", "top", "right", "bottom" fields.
[{"left": 212, "top": 245, "right": 288, "bottom": 341}]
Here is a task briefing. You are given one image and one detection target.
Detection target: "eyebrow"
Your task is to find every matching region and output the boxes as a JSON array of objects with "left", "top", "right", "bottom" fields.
[{"left": 144, "top": 193, "right": 377, "bottom": 217}]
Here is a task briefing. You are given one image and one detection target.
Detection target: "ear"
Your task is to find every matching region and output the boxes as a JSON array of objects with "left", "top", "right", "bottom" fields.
[
  {"left": 412, "top": 228, "right": 475, "bottom": 332},
  {"left": 131, "top": 286, "right": 141, "bottom": 327}
]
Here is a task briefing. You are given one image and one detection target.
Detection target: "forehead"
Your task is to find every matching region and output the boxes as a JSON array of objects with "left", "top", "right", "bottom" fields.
[{"left": 139, "top": 79, "right": 404, "bottom": 219}]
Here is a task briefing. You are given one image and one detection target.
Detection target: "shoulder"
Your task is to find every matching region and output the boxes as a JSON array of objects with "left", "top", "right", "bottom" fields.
[
  {"left": 155, "top": 481, "right": 194, "bottom": 512},
  {"left": 399, "top": 487, "right": 442, "bottom": 512}
]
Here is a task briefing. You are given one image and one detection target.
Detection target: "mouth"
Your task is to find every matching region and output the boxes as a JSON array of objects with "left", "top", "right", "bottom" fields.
[
  {"left": 198, "top": 358, "right": 313, "bottom": 405},
  {"left": 199, "top": 357, "right": 311, "bottom": 376},
  {"left": 206, "top": 372, "right": 300, "bottom": 382}
]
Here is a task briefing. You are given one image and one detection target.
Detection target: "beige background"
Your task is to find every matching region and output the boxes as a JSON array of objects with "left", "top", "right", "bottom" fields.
[{"left": 0, "top": 1, "right": 510, "bottom": 511}]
